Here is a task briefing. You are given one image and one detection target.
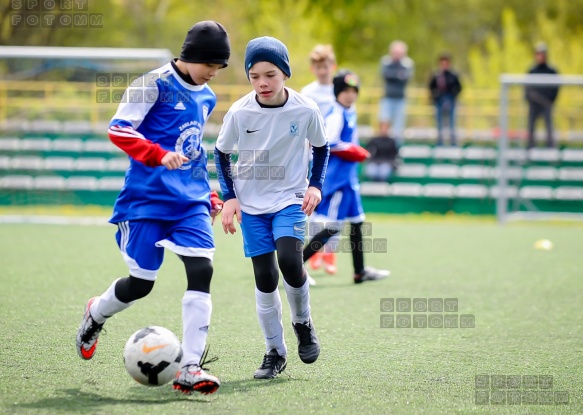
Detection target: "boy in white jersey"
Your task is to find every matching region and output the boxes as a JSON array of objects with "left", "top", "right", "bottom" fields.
[
  {"left": 301, "top": 44, "right": 338, "bottom": 275},
  {"left": 301, "top": 44, "right": 337, "bottom": 118},
  {"left": 214, "top": 37, "right": 330, "bottom": 379},
  {"left": 75, "top": 21, "right": 229, "bottom": 395}
]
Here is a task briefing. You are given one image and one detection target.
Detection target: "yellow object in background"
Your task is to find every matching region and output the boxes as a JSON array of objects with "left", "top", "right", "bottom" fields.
[{"left": 534, "top": 239, "right": 554, "bottom": 250}]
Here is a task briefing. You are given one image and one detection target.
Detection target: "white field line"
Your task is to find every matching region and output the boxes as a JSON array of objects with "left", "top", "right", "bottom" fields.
[{"left": 0, "top": 215, "right": 111, "bottom": 226}]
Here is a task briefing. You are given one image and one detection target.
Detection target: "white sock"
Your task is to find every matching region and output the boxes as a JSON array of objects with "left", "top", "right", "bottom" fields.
[
  {"left": 255, "top": 288, "right": 286, "bottom": 357},
  {"left": 181, "top": 290, "right": 212, "bottom": 367},
  {"left": 283, "top": 279, "right": 311, "bottom": 324},
  {"left": 90, "top": 279, "right": 133, "bottom": 324}
]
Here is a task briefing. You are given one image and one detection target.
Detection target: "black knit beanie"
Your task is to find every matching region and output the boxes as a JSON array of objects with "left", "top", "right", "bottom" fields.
[
  {"left": 180, "top": 21, "right": 231, "bottom": 68},
  {"left": 333, "top": 70, "right": 360, "bottom": 98}
]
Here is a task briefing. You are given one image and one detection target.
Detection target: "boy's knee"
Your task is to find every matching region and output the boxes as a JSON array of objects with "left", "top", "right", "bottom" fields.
[
  {"left": 277, "top": 250, "right": 302, "bottom": 276},
  {"left": 115, "top": 276, "right": 155, "bottom": 303},
  {"left": 182, "top": 257, "right": 213, "bottom": 293}
]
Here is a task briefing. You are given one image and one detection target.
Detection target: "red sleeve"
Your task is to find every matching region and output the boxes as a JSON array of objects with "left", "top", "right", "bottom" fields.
[
  {"left": 210, "top": 190, "right": 223, "bottom": 209},
  {"left": 331, "top": 144, "right": 370, "bottom": 162},
  {"left": 108, "top": 125, "right": 168, "bottom": 167}
]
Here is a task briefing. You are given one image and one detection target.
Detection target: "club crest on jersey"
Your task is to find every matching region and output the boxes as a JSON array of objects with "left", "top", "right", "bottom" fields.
[
  {"left": 175, "top": 121, "right": 203, "bottom": 170},
  {"left": 290, "top": 121, "right": 299, "bottom": 136}
]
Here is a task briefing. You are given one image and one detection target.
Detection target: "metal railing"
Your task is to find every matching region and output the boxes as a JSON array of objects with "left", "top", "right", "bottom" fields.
[{"left": 1, "top": 80, "right": 582, "bottom": 138}]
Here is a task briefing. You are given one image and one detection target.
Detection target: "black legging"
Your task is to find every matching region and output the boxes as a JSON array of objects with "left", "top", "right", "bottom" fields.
[
  {"left": 252, "top": 236, "right": 305, "bottom": 292},
  {"left": 115, "top": 256, "right": 213, "bottom": 303},
  {"left": 302, "top": 222, "right": 365, "bottom": 275},
  {"left": 303, "top": 227, "right": 339, "bottom": 262}
]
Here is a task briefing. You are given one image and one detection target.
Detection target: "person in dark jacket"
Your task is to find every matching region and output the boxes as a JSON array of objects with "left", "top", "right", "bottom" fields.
[
  {"left": 378, "top": 40, "right": 414, "bottom": 146},
  {"left": 363, "top": 135, "right": 398, "bottom": 182},
  {"left": 525, "top": 43, "right": 559, "bottom": 148},
  {"left": 428, "top": 53, "right": 462, "bottom": 146}
]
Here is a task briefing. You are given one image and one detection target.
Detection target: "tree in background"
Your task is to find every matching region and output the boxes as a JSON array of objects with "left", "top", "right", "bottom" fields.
[{"left": 1, "top": 0, "right": 582, "bottom": 86}]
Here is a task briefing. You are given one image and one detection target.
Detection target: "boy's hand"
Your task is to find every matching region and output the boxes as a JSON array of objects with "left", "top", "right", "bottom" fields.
[
  {"left": 302, "top": 186, "right": 322, "bottom": 216},
  {"left": 210, "top": 204, "right": 222, "bottom": 225},
  {"left": 161, "top": 152, "right": 189, "bottom": 170},
  {"left": 210, "top": 191, "right": 223, "bottom": 225},
  {"left": 222, "top": 198, "right": 242, "bottom": 234}
]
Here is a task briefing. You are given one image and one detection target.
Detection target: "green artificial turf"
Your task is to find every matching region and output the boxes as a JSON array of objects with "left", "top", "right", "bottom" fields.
[{"left": 0, "top": 216, "right": 581, "bottom": 414}]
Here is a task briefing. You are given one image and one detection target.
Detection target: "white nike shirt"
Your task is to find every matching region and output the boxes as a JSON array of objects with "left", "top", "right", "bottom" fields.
[
  {"left": 301, "top": 81, "right": 335, "bottom": 117},
  {"left": 216, "top": 88, "right": 328, "bottom": 215}
]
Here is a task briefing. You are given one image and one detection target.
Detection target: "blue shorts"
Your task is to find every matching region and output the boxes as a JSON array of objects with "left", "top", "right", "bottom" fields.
[
  {"left": 240, "top": 204, "right": 307, "bottom": 257},
  {"left": 115, "top": 213, "right": 214, "bottom": 280},
  {"left": 314, "top": 187, "right": 365, "bottom": 225}
]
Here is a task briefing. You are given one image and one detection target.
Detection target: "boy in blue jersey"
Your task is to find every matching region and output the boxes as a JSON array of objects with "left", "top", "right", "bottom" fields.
[
  {"left": 303, "top": 71, "right": 390, "bottom": 284},
  {"left": 76, "top": 21, "right": 230, "bottom": 395},
  {"left": 214, "top": 37, "right": 329, "bottom": 379}
]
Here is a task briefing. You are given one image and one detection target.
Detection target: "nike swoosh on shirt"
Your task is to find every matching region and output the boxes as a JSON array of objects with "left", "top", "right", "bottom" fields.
[
  {"left": 142, "top": 343, "right": 170, "bottom": 354},
  {"left": 246, "top": 129, "right": 260, "bottom": 133}
]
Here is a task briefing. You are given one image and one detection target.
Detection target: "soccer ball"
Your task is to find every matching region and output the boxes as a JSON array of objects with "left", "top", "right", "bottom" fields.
[{"left": 123, "top": 326, "right": 183, "bottom": 386}]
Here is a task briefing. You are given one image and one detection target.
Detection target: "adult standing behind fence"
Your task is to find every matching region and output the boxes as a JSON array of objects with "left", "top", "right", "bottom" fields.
[
  {"left": 379, "top": 40, "right": 414, "bottom": 146},
  {"left": 428, "top": 53, "right": 462, "bottom": 146},
  {"left": 525, "top": 42, "right": 559, "bottom": 149}
]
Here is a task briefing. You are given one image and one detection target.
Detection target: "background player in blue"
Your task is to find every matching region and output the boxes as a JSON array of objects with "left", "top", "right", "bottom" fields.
[
  {"left": 303, "top": 71, "right": 390, "bottom": 284},
  {"left": 301, "top": 44, "right": 339, "bottom": 276},
  {"left": 76, "top": 21, "right": 230, "bottom": 395},
  {"left": 214, "top": 37, "right": 329, "bottom": 379}
]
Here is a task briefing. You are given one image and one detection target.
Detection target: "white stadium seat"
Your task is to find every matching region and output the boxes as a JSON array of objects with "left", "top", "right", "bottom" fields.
[
  {"left": 0, "top": 175, "right": 34, "bottom": 189},
  {"left": 51, "top": 139, "right": 83, "bottom": 152},
  {"left": 10, "top": 156, "right": 43, "bottom": 170},
  {"left": 519, "top": 186, "right": 553, "bottom": 200},
  {"left": 460, "top": 165, "right": 493, "bottom": 179},
  {"left": 43, "top": 157, "right": 75, "bottom": 170},
  {"left": 360, "top": 182, "right": 390, "bottom": 196},
  {"left": 0, "top": 156, "right": 10, "bottom": 169},
  {"left": 505, "top": 148, "right": 527, "bottom": 162},
  {"left": 19, "top": 138, "right": 52, "bottom": 151},
  {"left": 528, "top": 148, "right": 560, "bottom": 162},
  {"left": 492, "top": 167, "right": 523, "bottom": 180},
  {"left": 0, "top": 119, "right": 30, "bottom": 132},
  {"left": 75, "top": 158, "right": 107, "bottom": 171},
  {"left": 98, "top": 177, "right": 125, "bottom": 190},
  {"left": 30, "top": 120, "right": 61, "bottom": 133},
  {"left": 463, "top": 147, "right": 497, "bottom": 161},
  {"left": 558, "top": 167, "right": 583, "bottom": 181},
  {"left": 390, "top": 183, "right": 422, "bottom": 197},
  {"left": 209, "top": 179, "right": 221, "bottom": 192},
  {"left": 561, "top": 149, "right": 583, "bottom": 163},
  {"left": 433, "top": 146, "right": 463, "bottom": 160},
  {"left": 525, "top": 167, "right": 557, "bottom": 181},
  {"left": 554, "top": 186, "right": 583, "bottom": 200},
  {"left": 202, "top": 141, "right": 215, "bottom": 151},
  {"left": 0, "top": 138, "right": 20, "bottom": 151},
  {"left": 107, "top": 158, "right": 130, "bottom": 171},
  {"left": 66, "top": 176, "right": 98, "bottom": 190},
  {"left": 33, "top": 176, "right": 66, "bottom": 190},
  {"left": 396, "top": 164, "right": 426, "bottom": 178},
  {"left": 84, "top": 140, "right": 119, "bottom": 153},
  {"left": 455, "top": 184, "right": 489, "bottom": 198},
  {"left": 62, "top": 120, "right": 93, "bottom": 134},
  {"left": 489, "top": 186, "right": 519, "bottom": 198},
  {"left": 422, "top": 184, "right": 455, "bottom": 198},
  {"left": 399, "top": 145, "right": 432, "bottom": 159},
  {"left": 554, "top": 187, "right": 583, "bottom": 200},
  {"left": 428, "top": 164, "right": 460, "bottom": 179}
]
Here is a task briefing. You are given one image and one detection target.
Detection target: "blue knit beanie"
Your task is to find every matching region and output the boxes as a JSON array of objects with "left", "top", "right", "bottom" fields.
[{"left": 244, "top": 36, "right": 292, "bottom": 79}]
